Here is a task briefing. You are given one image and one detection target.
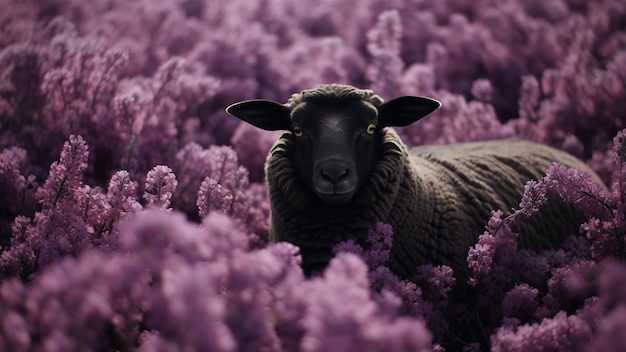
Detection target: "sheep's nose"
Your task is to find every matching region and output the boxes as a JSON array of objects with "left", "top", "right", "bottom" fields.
[{"left": 320, "top": 168, "right": 348, "bottom": 184}]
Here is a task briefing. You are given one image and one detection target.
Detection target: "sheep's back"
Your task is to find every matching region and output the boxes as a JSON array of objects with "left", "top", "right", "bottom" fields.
[{"left": 389, "top": 140, "right": 595, "bottom": 281}]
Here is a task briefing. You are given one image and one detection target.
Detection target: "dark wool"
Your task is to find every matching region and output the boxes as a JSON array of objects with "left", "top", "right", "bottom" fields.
[{"left": 266, "top": 127, "right": 596, "bottom": 282}]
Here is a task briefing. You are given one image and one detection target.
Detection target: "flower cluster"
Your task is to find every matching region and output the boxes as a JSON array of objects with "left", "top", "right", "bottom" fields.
[
  {"left": 333, "top": 223, "right": 454, "bottom": 345},
  {"left": 1, "top": 0, "right": 625, "bottom": 350},
  {"left": 0, "top": 136, "right": 139, "bottom": 279},
  {"left": 463, "top": 130, "right": 626, "bottom": 349},
  {"left": 0, "top": 210, "right": 434, "bottom": 351}
]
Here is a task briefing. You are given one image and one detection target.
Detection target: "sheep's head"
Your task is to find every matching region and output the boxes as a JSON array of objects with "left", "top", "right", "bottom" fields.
[{"left": 226, "top": 84, "right": 440, "bottom": 206}]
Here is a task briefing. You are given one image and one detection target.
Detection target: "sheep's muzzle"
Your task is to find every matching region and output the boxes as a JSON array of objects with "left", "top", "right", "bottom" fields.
[{"left": 312, "top": 157, "right": 358, "bottom": 205}]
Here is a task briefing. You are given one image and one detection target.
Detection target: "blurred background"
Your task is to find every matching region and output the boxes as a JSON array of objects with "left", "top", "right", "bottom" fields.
[{"left": 2, "top": 0, "right": 624, "bottom": 186}]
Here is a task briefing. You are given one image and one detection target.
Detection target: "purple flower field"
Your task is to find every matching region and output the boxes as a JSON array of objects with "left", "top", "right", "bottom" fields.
[{"left": 1, "top": 0, "right": 625, "bottom": 350}]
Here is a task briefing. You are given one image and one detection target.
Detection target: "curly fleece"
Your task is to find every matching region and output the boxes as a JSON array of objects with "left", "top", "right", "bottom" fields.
[{"left": 266, "top": 127, "right": 595, "bottom": 281}]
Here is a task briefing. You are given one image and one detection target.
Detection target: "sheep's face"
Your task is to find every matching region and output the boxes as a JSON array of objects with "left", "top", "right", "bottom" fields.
[
  {"left": 289, "top": 100, "right": 380, "bottom": 205},
  {"left": 226, "top": 84, "right": 441, "bottom": 206}
]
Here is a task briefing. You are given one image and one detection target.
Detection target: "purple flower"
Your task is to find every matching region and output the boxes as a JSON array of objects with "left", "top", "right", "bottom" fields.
[
  {"left": 414, "top": 264, "right": 455, "bottom": 309},
  {"left": 0, "top": 147, "right": 38, "bottom": 243},
  {"left": 197, "top": 177, "right": 233, "bottom": 217},
  {"left": 518, "top": 75, "right": 541, "bottom": 122},
  {"left": 366, "top": 10, "right": 403, "bottom": 99},
  {"left": 105, "top": 170, "right": 139, "bottom": 221},
  {"left": 542, "top": 163, "right": 611, "bottom": 217},
  {"left": 492, "top": 311, "right": 593, "bottom": 352},
  {"left": 230, "top": 123, "right": 283, "bottom": 183},
  {"left": 0, "top": 136, "right": 124, "bottom": 278},
  {"left": 588, "top": 306, "right": 626, "bottom": 352},
  {"left": 597, "top": 259, "right": 626, "bottom": 309},
  {"left": 0, "top": 251, "right": 147, "bottom": 351},
  {"left": 501, "top": 284, "right": 539, "bottom": 324},
  {"left": 519, "top": 180, "right": 548, "bottom": 217},
  {"left": 1, "top": 1, "right": 626, "bottom": 350},
  {"left": 543, "top": 261, "right": 597, "bottom": 316},
  {"left": 175, "top": 143, "right": 251, "bottom": 220},
  {"left": 467, "top": 210, "right": 518, "bottom": 287},
  {"left": 292, "top": 253, "right": 433, "bottom": 352},
  {"left": 471, "top": 79, "right": 494, "bottom": 103},
  {"left": 143, "top": 165, "right": 177, "bottom": 209},
  {"left": 363, "top": 222, "right": 393, "bottom": 267},
  {"left": 0, "top": 279, "right": 29, "bottom": 351},
  {"left": 143, "top": 261, "right": 236, "bottom": 352},
  {"left": 334, "top": 223, "right": 451, "bottom": 342},
  {"left": 37, "top": 135, "right": 89, "bottom": 210}
]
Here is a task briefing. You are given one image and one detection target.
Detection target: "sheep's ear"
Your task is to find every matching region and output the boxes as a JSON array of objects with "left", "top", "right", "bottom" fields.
[
  {"left": 226, "top": 100, "right": 292, "bottom": 131},
  {"left": 377, "top": 96, "right": 441, "bottom": 127}
]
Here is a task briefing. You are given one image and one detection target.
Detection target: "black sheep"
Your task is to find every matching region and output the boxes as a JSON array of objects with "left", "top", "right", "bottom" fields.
[{"left": 227, "top": 84, "right": 600, "bottom": 283}]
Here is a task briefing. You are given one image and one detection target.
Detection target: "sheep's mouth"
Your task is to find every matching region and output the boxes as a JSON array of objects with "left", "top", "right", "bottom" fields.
[{"left": 315, "top": 188, "right": 356, "bottom": 206}]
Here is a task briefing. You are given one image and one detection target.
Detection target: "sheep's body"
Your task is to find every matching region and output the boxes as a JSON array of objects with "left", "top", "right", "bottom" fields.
[{"left": 266, "top": 127, "right": 595, "bottom": 281}]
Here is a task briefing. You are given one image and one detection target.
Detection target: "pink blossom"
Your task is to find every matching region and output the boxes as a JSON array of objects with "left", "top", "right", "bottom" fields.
[
  {"left": 1, "top": 1, "right": 626, "bottom": 350},
  {"left": 197, "top": 177, "right": 233, "bottom": 217},
  {"left": 143, "top": 165, "right": 177, "bottom": 209}
]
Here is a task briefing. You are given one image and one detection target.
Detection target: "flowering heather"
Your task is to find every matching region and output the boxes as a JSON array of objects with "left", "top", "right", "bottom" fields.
[{"left": 1, "top": 0, "right": 625, "bottom": 350}]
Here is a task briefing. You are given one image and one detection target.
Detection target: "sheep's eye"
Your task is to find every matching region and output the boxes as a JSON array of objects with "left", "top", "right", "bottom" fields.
[
  {"left": 366, "top": 123, "right": 377, "bottom": 135},
  {"left": 292, "top": 126, "right": 303, "bottom": 137}
]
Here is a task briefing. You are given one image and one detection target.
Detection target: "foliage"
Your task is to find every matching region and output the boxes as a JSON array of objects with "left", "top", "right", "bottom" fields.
[{"left": 1, "top": 0, "right": 625, "bottom": 350}]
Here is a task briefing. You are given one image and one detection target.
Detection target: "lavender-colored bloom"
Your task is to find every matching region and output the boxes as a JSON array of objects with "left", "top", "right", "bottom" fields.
[
  {"left": 467, "top": 210, "right": 518, "bottom": 287},
  {"left": 173, "top": 142, "right": 216, "bottom": 214},
  {"left": 502, "top": 284, "right": 539, "bottom": 321},
  {"left": 588, "top": 305, "right": 626, "bottom": 352},
  {"left": 518, "top": 75, "right": 541, "bottom": 122},
  {"left": 518, "top": 180, "right": 548, "bottom": 217},
  {"left": 543, "top": 261, "right": 597, "bottom": 316},
  {"left": 118, "top": 209, "right": 215, "bottom": 271},
  {"left": 332, "top": 222, "right": 394, "bottom": 270},
  {"left": 240, "top": 183, "right": 271, "bottom": 247},
  {"left": 492, "top": 311, "right": 593, "bottom": 352},
  {"left": 231, "top": 123, "right": 283, "bottom": 183},
  {"left": 597, "top": 259, "right": 626, "bottom": 309},
  {"left": 290, "top": 253, "right": 433, "bottom": 352},
  {"left": 366, "top": 10, "right": 404, "bottom": 99},
  {"left": 174, "top": 142, "right": 270, "bottom": 243},
  {"left": 542, "top": 163, "right": 611, "bottom": 218},
  {"left": 399, "top": 90, "right": 514, "bottom": 147},
  {"left": 205, "top": 145, "right": 247, "bottom": 193},
  {"left": 1, "top": 1, "right": 626, "bottom": 350},
  {"left": 501, "top": 284, "right": 539, "bottom": 325},
  {"left": 118, "top": 210, "right": 288, "bottom": 350},
  {"left": 471, "top": 79, "right": 494, "bottom": 103},
  {"left": 105, "top": 170, "right": 138, "bottom": 221},
  {"left": 611, "top": 129, "right": 626, "bottom": 236},
  {"left": 197, "top": 177, "right": 233, "bottom": 217},
  {"left": 538, "top": 161, "right": 624, "bottom": 259},
  {"left": 144, "top": 261, "right": 236, "bottom": 352},
  {"left": 0, "top": 147, "right": 37, "bottom": 217},
  {"left": 0, "top": 251, "right": 147, "bottom": 351},
  {"left": 143, "top": 165, "right": 177, "bottom": 209},
  {"left": 334, "top": 223, "right": 451, "bottom": 343},
  {"left": 581, "top": 217, "right": 616, "bottom": 260},
  {"left": 37, "top": 135, "right": 89, "bottom": 210},
  {"left": 414, "top": 264, "right": 455, "bottom": 310},
  {"left": 491, "top": 259, "right": 626, "bottom": 351},
  {"left": 0, "top": 147, "right": 38, "bottom": 253},
  {"left": 0, "top": 279, "right": 29, "bottom": 351},
  {"left": 1, "top": 136, "right": 102, "bottom": 278},
  {"left": 175, "top": 143, "right": 250, "bottom": 218},
  {"left": 332, "top": 239, "right": 365, "bottom": 258},
  {"left": 363, "top": 222, "right": 393, "bottom": 267},
  {"left": 120, "top": 209, "right": 435, "bottom": 352}
]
